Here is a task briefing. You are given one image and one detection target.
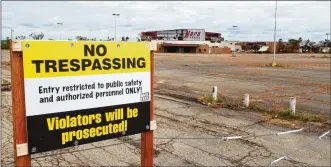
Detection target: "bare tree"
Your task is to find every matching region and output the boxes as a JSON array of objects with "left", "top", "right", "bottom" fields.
[
  {"left": 298, "top": 37, "right": 303, "bottom": 43},
  {"left": 277, "top": 38, "right": 285, "bottom": 53},
  {"left": 75, "top": 36, "right": 88, "bottom": 41},
  {"left": 288, "top": 39, "right": 300, "bottom": 52},
  {"left": 106, "top": 36, "right": 114, "bottom": 41},
  {"left": 15, "top": 35, "right": 26, "bottom": 40},
  {"left": 29, "top": 32, "right": 44, "bottom": 40}
]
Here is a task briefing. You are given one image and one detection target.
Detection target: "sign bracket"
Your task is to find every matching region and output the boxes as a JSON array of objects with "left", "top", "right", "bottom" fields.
[
  {"left": 16, "top": 143, "right": 29, "bottom": 157},
  {"left": 150, "top": 120, "right": 157, "bottom": 131},
  {"left": 12, "top": 40, "right": 22, "bottom": 51}
]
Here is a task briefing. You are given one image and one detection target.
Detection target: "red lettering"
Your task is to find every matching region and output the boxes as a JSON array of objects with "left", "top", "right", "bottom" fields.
[
  {"left": 190, "top": 32, "right": 194, "bottom": 36},
  {"left": 185, "top": 31, "right": 190, "bottom": 38},
  {"left": 197, "top": 32, "right": 201, "bottom": 36}
]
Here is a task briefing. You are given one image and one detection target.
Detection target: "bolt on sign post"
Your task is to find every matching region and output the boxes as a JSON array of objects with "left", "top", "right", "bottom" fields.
[{"left": 10, "top": 40, "right": 156, "bottom": 166}]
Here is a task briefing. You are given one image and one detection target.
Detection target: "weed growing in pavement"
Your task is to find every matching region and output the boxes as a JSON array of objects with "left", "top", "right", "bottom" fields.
[
  {"left": 278, "top": 109, "right": 296, "bottom": 119},
  {"left": 247, "top": 103, "right": 266, "bottom": 112},
  {"left": 198, "top": 95, "right": 222, "bottom": 103},
  {"left": 197, "top": 95, "right": 226, "bottom": 108},
  {"left": 264, "top": 63, "right": 285, "bottom": 68},
  {"left": 299, "top": 112, "right": 325, "bottom": 122},
  {"left": 267, "top": 63, "right": 284, "bottom": 67},
  {"left": 275, "top": 108, "right": 324, "bottom": 122}
]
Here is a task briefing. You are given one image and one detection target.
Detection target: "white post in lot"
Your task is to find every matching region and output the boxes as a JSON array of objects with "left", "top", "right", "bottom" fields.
[
  {"left": 212, "top": 86, "right": 218, "bottom": 101},
  {"left": 290, "top": 97, "right": 296, "bottom": 115},
  {"left": 244, "top": 94, "right": 249, "bottom": 107}
]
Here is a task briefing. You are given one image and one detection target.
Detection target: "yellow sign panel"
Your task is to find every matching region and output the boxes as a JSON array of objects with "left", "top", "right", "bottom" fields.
[{"left": 22, "top": 41, "right": 151, "bottom": 78}]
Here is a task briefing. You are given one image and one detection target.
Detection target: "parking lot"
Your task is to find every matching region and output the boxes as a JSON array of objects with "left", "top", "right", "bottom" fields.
[
  {"left": 1, "top": 50, "right": 330, "bottom": 166},
  {"left": 155, "top": 53, "right": 331, "bottom": 119}
]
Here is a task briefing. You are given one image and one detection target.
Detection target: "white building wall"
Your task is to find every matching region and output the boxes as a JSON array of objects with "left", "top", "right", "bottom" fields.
[{"left": 151, "top": 40, "right": 242, "bottom": 51}]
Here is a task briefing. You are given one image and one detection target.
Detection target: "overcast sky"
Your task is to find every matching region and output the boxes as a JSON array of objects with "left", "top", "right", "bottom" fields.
[{"left": 1, "top": 1, "right": 330, "bottom": 42}]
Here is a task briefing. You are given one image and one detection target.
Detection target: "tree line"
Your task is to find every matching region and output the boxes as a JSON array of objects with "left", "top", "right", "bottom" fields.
[
  {"left": 74, "top": 36, "right": 130, "bottom": 41},
  {"left": 1, "top": 32, "right": 138, "bottom": 49},
  {"left": 239, "top": 37, "right": 331, "bottom": 53},
  {"left": 1, "top": 32, "right": 46, "bottom": 49},
  {"left": 2, "top": 32, "right": 330, "bottom": 53},
  {"left": 277, "top": 37, "right": 331, "bottom": 53}
]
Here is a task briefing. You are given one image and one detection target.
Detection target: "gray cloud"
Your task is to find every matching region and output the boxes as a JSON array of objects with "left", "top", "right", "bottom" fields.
[{"left": 1, "top": 1, "right": 330, "bottom": 42}]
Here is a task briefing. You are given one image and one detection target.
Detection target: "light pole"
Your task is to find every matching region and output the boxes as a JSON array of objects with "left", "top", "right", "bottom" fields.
[
  {"left": 57, "top": 22, "right": 63, "bottom": 40},
  {"left": 326, "top": 33, "right": 330, "bottom": 40},
  {"left": 272, "top": 0, "right": 278, "bottom": 66},
  {"left": 232, "top": 26, "right": 238, "bottom": 41},
  {"left": 112, "top": 13, "right": 120, "bottom": 41},
  {"left": 11, "top": 29, "right": 14, "bottom": 39},
  {"left": 224, "top": 26, "right": 238, "bottom": 41}
]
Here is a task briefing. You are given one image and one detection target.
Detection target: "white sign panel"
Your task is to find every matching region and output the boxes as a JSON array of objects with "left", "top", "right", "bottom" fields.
[{"left": 183, "top": 29, "right": 206, "bottom": 41}]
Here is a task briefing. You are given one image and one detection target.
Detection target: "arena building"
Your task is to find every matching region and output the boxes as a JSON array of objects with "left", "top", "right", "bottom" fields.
[
  {"left": 140, "top": 29, "right": 231, "bottom": 53},
  {"left": 140, "top": 29, "right": 223, "bottom": 42}
]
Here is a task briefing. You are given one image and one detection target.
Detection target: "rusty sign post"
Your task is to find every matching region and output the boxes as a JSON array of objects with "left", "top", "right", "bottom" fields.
[{"left": 10, "top": 40, "right": 156, "bottom": 167}]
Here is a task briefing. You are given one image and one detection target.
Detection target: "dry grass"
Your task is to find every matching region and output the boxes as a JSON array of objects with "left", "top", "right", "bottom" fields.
[
  {"left": 1, "top": 79, "right": 11, "bottom": 91},
  {"left": 265, "top": 63, "right": 285, "bottom": 68},
  {"left": 197, "top": 95, "right": 326, "bottom": 124},
  {"left": 248, "top": 103, "right": 325, "bottom": 123}
]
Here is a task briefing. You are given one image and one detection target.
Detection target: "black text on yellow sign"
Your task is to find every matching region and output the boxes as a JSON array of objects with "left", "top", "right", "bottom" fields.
[
  {"left": 27, "top": 102, "right": 150, "bottom": 154},
  {"left": 22, "top": 41, "right": 151, "bottom": 78}
]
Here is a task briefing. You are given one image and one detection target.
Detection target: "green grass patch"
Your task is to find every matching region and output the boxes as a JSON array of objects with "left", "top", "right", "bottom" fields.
[
  {"left": 198, "top": 95, "right": 222, "bottom": 104},
  {"left": 265, "top": 63, "right": 284, "bottom": 68},
  {"left": 271, "top": 108, "right": 325, "bottom": 123},
  {"left": 275, "top": 108, "right": 324, "bottom": 122},
  {"left": 299, "top": 113, "right": 325, "bottom": 122},
  {"left": 278, "top": 109, "right": 297, "bottom": 119},
  {"left": 271, "top": 63, "right": 284, "bottom": 67}
]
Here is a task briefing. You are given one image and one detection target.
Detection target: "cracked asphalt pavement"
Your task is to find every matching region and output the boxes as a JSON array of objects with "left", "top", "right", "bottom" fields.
[
  {"left": 2, "top": 91, "right": 330, "bottom": 166},
  {"left": 1, "top": 50, "right": 331, "bottom": 166}
]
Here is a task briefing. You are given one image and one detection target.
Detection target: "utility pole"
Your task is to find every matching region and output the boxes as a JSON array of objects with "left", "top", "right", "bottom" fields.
[
  {"left": 112, "top": 13, "right": 120, "bottom": 41},
  {"left": 272, "top": 0, "right": 278, "bottom": 66},
  {"left": 57, "top": 23, "right": 63, "bottom": 40},
  {"left": 11, "top": 29, "right": 14, "bottom": 39},
  {"left": 232, "top": 25, "right": 238, "bottom": 41}
]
